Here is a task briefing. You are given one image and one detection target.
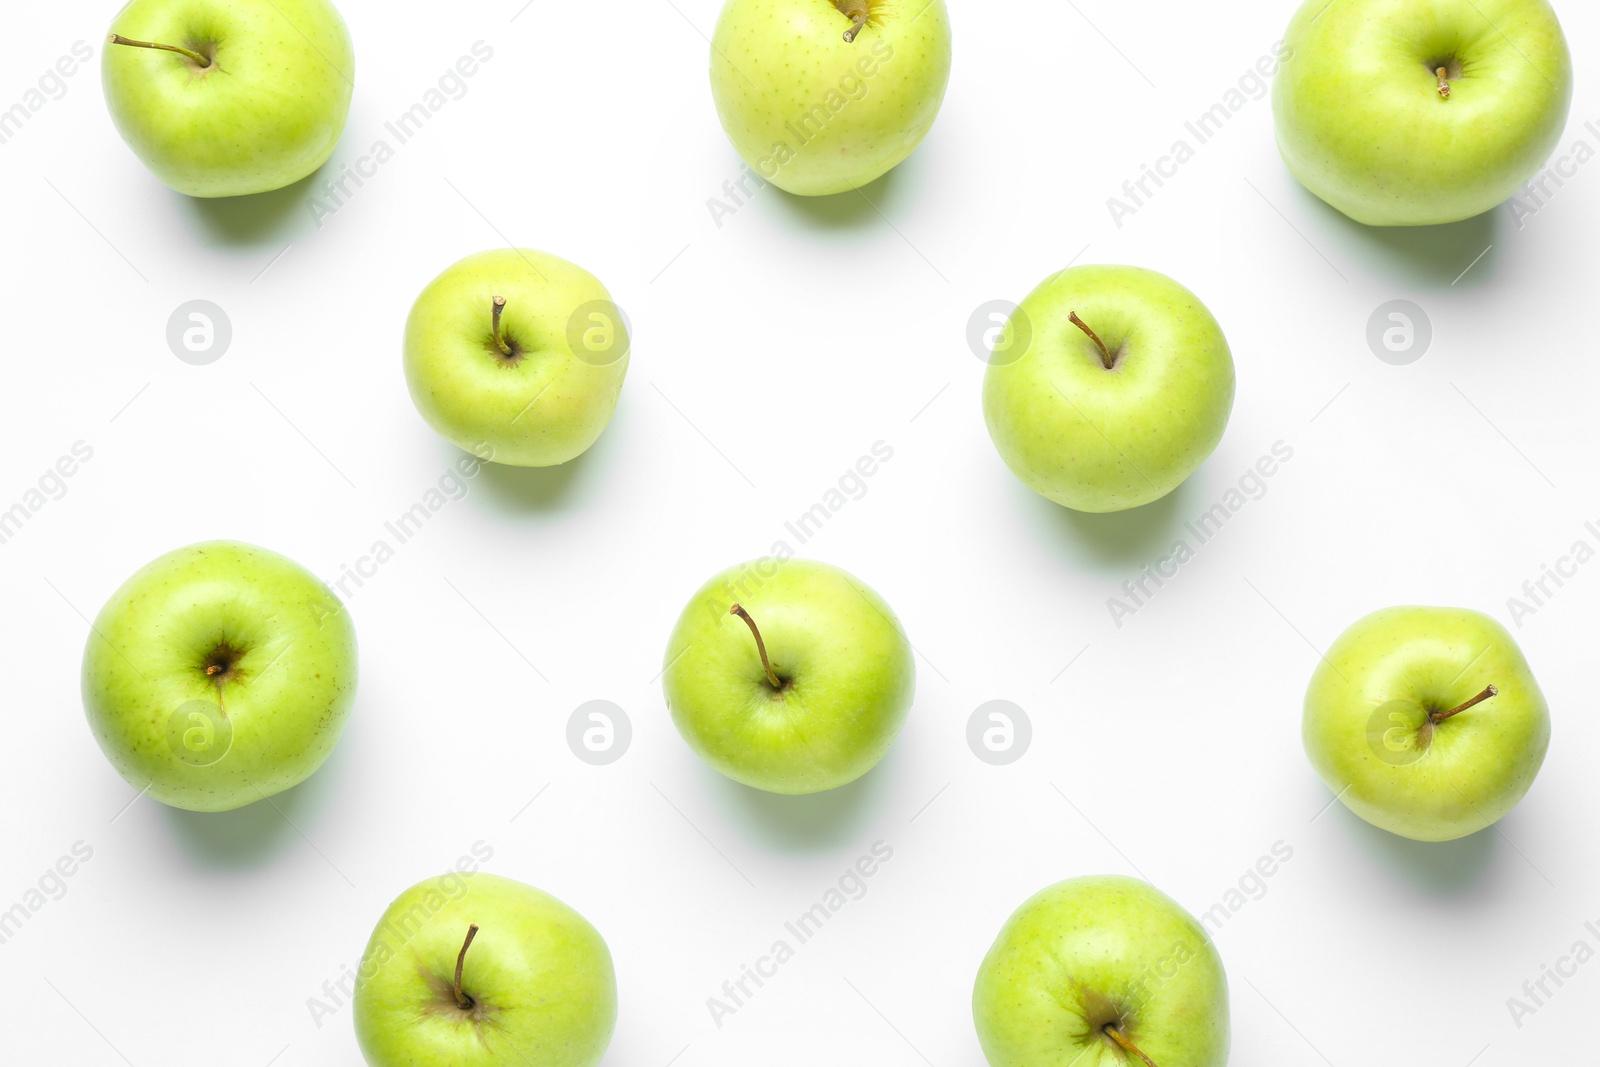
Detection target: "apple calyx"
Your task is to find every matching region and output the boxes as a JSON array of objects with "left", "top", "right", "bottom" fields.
[
  {"left": 1429, "top": 684, "right": 1497, "bottom": 725},
  {"left": 835, "top": 0, "right": 870, "bottom": 42},
  {"left": 729, "top": 604, "right": 785, "bottom": 690},
  {"left": 1435, "top": 66, "right": 1452, "bottom": 99},
  {"left": 107, "top": 33, "right": 211, "bottom": 68},
  {"left": 1068, "top": 311, "right": 1117, "bottom": 370},
  {"left": 490, "top": 296, "right": 514, "bottom": 358},
  {"left": 453, "top": 923, "right": 480, "bottom": 1010},
  {"left": 1103, "top": 1023, "right": 1159, "bottom": 1067}
]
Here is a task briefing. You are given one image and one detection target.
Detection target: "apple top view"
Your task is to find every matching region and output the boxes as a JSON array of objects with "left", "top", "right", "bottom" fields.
[
  {"left": 103, "top": 0, "right": 356, "bottom": 197},
  {"left": 1273, "top": 0, "right": 1573, "bottom": 226},
  {"left": 81, "top": 541, "right": 359, "bottom": 813}
]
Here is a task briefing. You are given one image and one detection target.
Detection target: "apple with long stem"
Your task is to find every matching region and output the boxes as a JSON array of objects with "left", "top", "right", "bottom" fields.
[
  {"left": 102, "top": 0, "right": 355, "bottom": 197},
  {"left": 709, "top": 0, "right": 953, "bottom": 196},
  {"left": 973, "top": 875, "right": 1229, "bottom": 1067},
  {"left": 1303, "top": 606, "right": 1551, "bottom": 841},
  {"left": 404, "top": 249, "right": 630, "bottom": 467},
  {"left": 1273, "top": 0, "right": 1572, "bottom": 226},
  {"left": 662, "top": 557, "right": 915, "bottom": 794},
  {"left": 983, "top": 265, "right": 1235, "bottom": 513},
  {"left": 353, "top": 872, "right": 617, "bottom": 1067},
  {"left": 81, "top": 541, "right": 358, "bottom": 812}
]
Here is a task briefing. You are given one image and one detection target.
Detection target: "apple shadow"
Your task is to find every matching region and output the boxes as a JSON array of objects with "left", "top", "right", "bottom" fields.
[
  {"left": 769, "top": 165, "right": 905, "bottom": 231},
  {"left": 1329, "top": 800, "right": 1497, "bottom": 895},
  {"left": 1040, "top": 485, "right": 1191, "bottom": 568},
  {"left": 180, "top": 168, "right": 322, "bottom": 248},
  {"left": 1298, "top": 185, "right": 1503, "bottom": 289},
  {"left": 160, "top": 749, "right": 346, "bottom": 871},
  {"left": 710, "top": 755, "right": 895, "bottom": 852}
]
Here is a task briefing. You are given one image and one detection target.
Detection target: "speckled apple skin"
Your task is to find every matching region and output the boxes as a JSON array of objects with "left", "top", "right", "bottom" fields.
[
  {"left": 403, "top": 249, "right": 630, "bottom": 468},
  {"left": 82, "top": 541, "right": 358, "bottom": 812},
  {"left": 103, "top": 0, "right": 355, "bottom": 197},
  {"left": 710, "top": 0, "right": 952, "bottom": 195},
  {"left": 983, "top": 265, "right": 1235, "bottom": 514},
  {"left": 973, "top": 876, "right": 1230, "bottom": 1067}
]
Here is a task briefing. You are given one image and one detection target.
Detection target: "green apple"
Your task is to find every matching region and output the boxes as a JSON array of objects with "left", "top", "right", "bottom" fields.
[
  {"left": 983, "top": 265, "right": 1235, "bottom": 514},
  {"left": 1273, "top": 0, "right": 1572, "bottom": 226},
  {"left": 1303, "top": 605, "right": 1550, "bottom": 842},
  {"left": 709, "top": 0, "right": 952, "bottom": 196},
  {"left": 662, "top": 557, "right": 915, "bottom": 794},
  {"left": 353, "top": 872, "right": 616, "bottom": 1067},
  {"left": 404, "top": 249, "right": 630, "bottom": 468},
  {"left": 81, "top": 540, "right": 357, "bottom": 813},
  {"left": 103, "top": 0, "right": 355, "bottom": 198},
  {"left": 973, "top": 875, "right": 1229, "bottom": 1067}
]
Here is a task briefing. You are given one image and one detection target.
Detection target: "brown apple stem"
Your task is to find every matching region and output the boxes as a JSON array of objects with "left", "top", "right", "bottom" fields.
[
  {"left": 490, "top": 296, "right": 512, "bottom": 356},
  {"left": 1431, "top": 684, "right": 1496, "bottom": 724},
  {"left": 453, "top": 923, "right": 480, "bottom": 1010},
  {"left": 107, "top": 33, "right": 211, "bottom": 67},
  {"left": 729, "top": 604, "right": 782, "bottom": 689},
  {"left": 1436, "top": 66, "right": 1451, "bottom": 99},
  {"left": 1069, "top": 311, "right": 1115, "bottom": 370},
  {"left": 1104, "top": 1024, "right": 1159, "bottom": 1067},
  {"left": 836, "top": 0, "right": 870, "bottom": 42}
]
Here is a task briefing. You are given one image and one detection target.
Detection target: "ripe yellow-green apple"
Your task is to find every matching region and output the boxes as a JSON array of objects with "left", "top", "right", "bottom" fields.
[
  {"left": 662, "top": 557, "right": 914, "bottom": 794},
  {"left": 404, "top": 249, "right": 630, "bottom": 467},
  {"left": 973, "top": 875, "right": 1229, "bottom": 1067},
  {"left": 103, "top": 0, "right": 355, "bottom": 197},
  {"left": 81, "top": 541, "right": 357, "bottom": 812},
  {"left": 353, "top": 872, "right": 616, "bottom": 1067},
  {"left": 1303, "top": 606, "right": 1550, "bottom": 842},
  {"left": 709, "top": 0, "right": 952, "bottom": 196},
  {"left": 983, "top": 265, "right": 1235, "bottom": 514},
  {"left": 1273, "top": 0, "right": 1572, "bottom": 226}
]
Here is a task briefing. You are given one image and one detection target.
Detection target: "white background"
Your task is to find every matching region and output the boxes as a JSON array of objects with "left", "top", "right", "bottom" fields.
[{"left": 2, "top": 0, "right": 1596, "bottom": 1063}]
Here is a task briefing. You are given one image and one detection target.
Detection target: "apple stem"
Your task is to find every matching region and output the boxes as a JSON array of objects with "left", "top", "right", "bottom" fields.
[
  {"left": 107, "top": 33, "right": 211, "bottom": 68},
  {"left": 729, "top": 604, "right": 783, "bottom": 689},
  {"left": 453, "top": 923, "right": 480, "bottom": 1010},
  {"left": 491, "top": 296, "right": 512, "bottom": 357},
  {"left": 1069, "top": 311, "right": 1115, "bottom": 370},
  {"left": 1436, "top": 66, "right": 1452, "bottom": 99},
  {"left": 1431, "top": 684, "right": 1497, "bottom": 724},
  {"left": 1104, "top": 1024, "right": 1159, "bottom": 1067},
  {"left": 837, "top": 0, "right": 870, "bottom": 42}
]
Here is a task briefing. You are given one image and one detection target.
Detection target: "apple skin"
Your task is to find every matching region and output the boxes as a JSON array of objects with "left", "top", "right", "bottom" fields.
[
  {"left": 983, "top": 265, "right": 1235, "bottom": 514},
  {"left": 1303, "top": 606, "right": 1550, "bottom": 842},
  {"left": 1273, "top": 0, "right": 1572, "bottom": 226},
  {"left": 81, "top": 540, "right": 357, "bottom": 813},
  {"left": 103, "top": 0, "right": 355, "bottom": 198},
  {"left": 404, "top": 249, "right": 630, "bottom": 468},
  {"left": 662, "top": 557, "right": 915, "bottom": 794},
  {"left": 973, "top": 875, "right": 1229, "bottom": 1067},
  {"left": 709, "top": 0, "right": 952, "bottom": 196},
  {"left": 353, "top": 872, "right": 616, "bottom": 1067}
]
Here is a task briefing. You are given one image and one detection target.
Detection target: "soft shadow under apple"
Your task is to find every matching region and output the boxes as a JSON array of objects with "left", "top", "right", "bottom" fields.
[
  {"left": 1329, "top": 798, "right": 1497, "bottom": 896},
  {"left": 181, "top": 167, "right": 322, "bottom": 249},
  {"left": 1295, "top": 182, "right": 1503, "bottom": 289},
  {"left": 709, "top": 752, "right": 896, "bottom": 852},
  {"left": 768, "top": 163, "right": 906, "bottom": 231},
  {"left": 1041, "top": 483, "right": 1193, "bottom": 568}
]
